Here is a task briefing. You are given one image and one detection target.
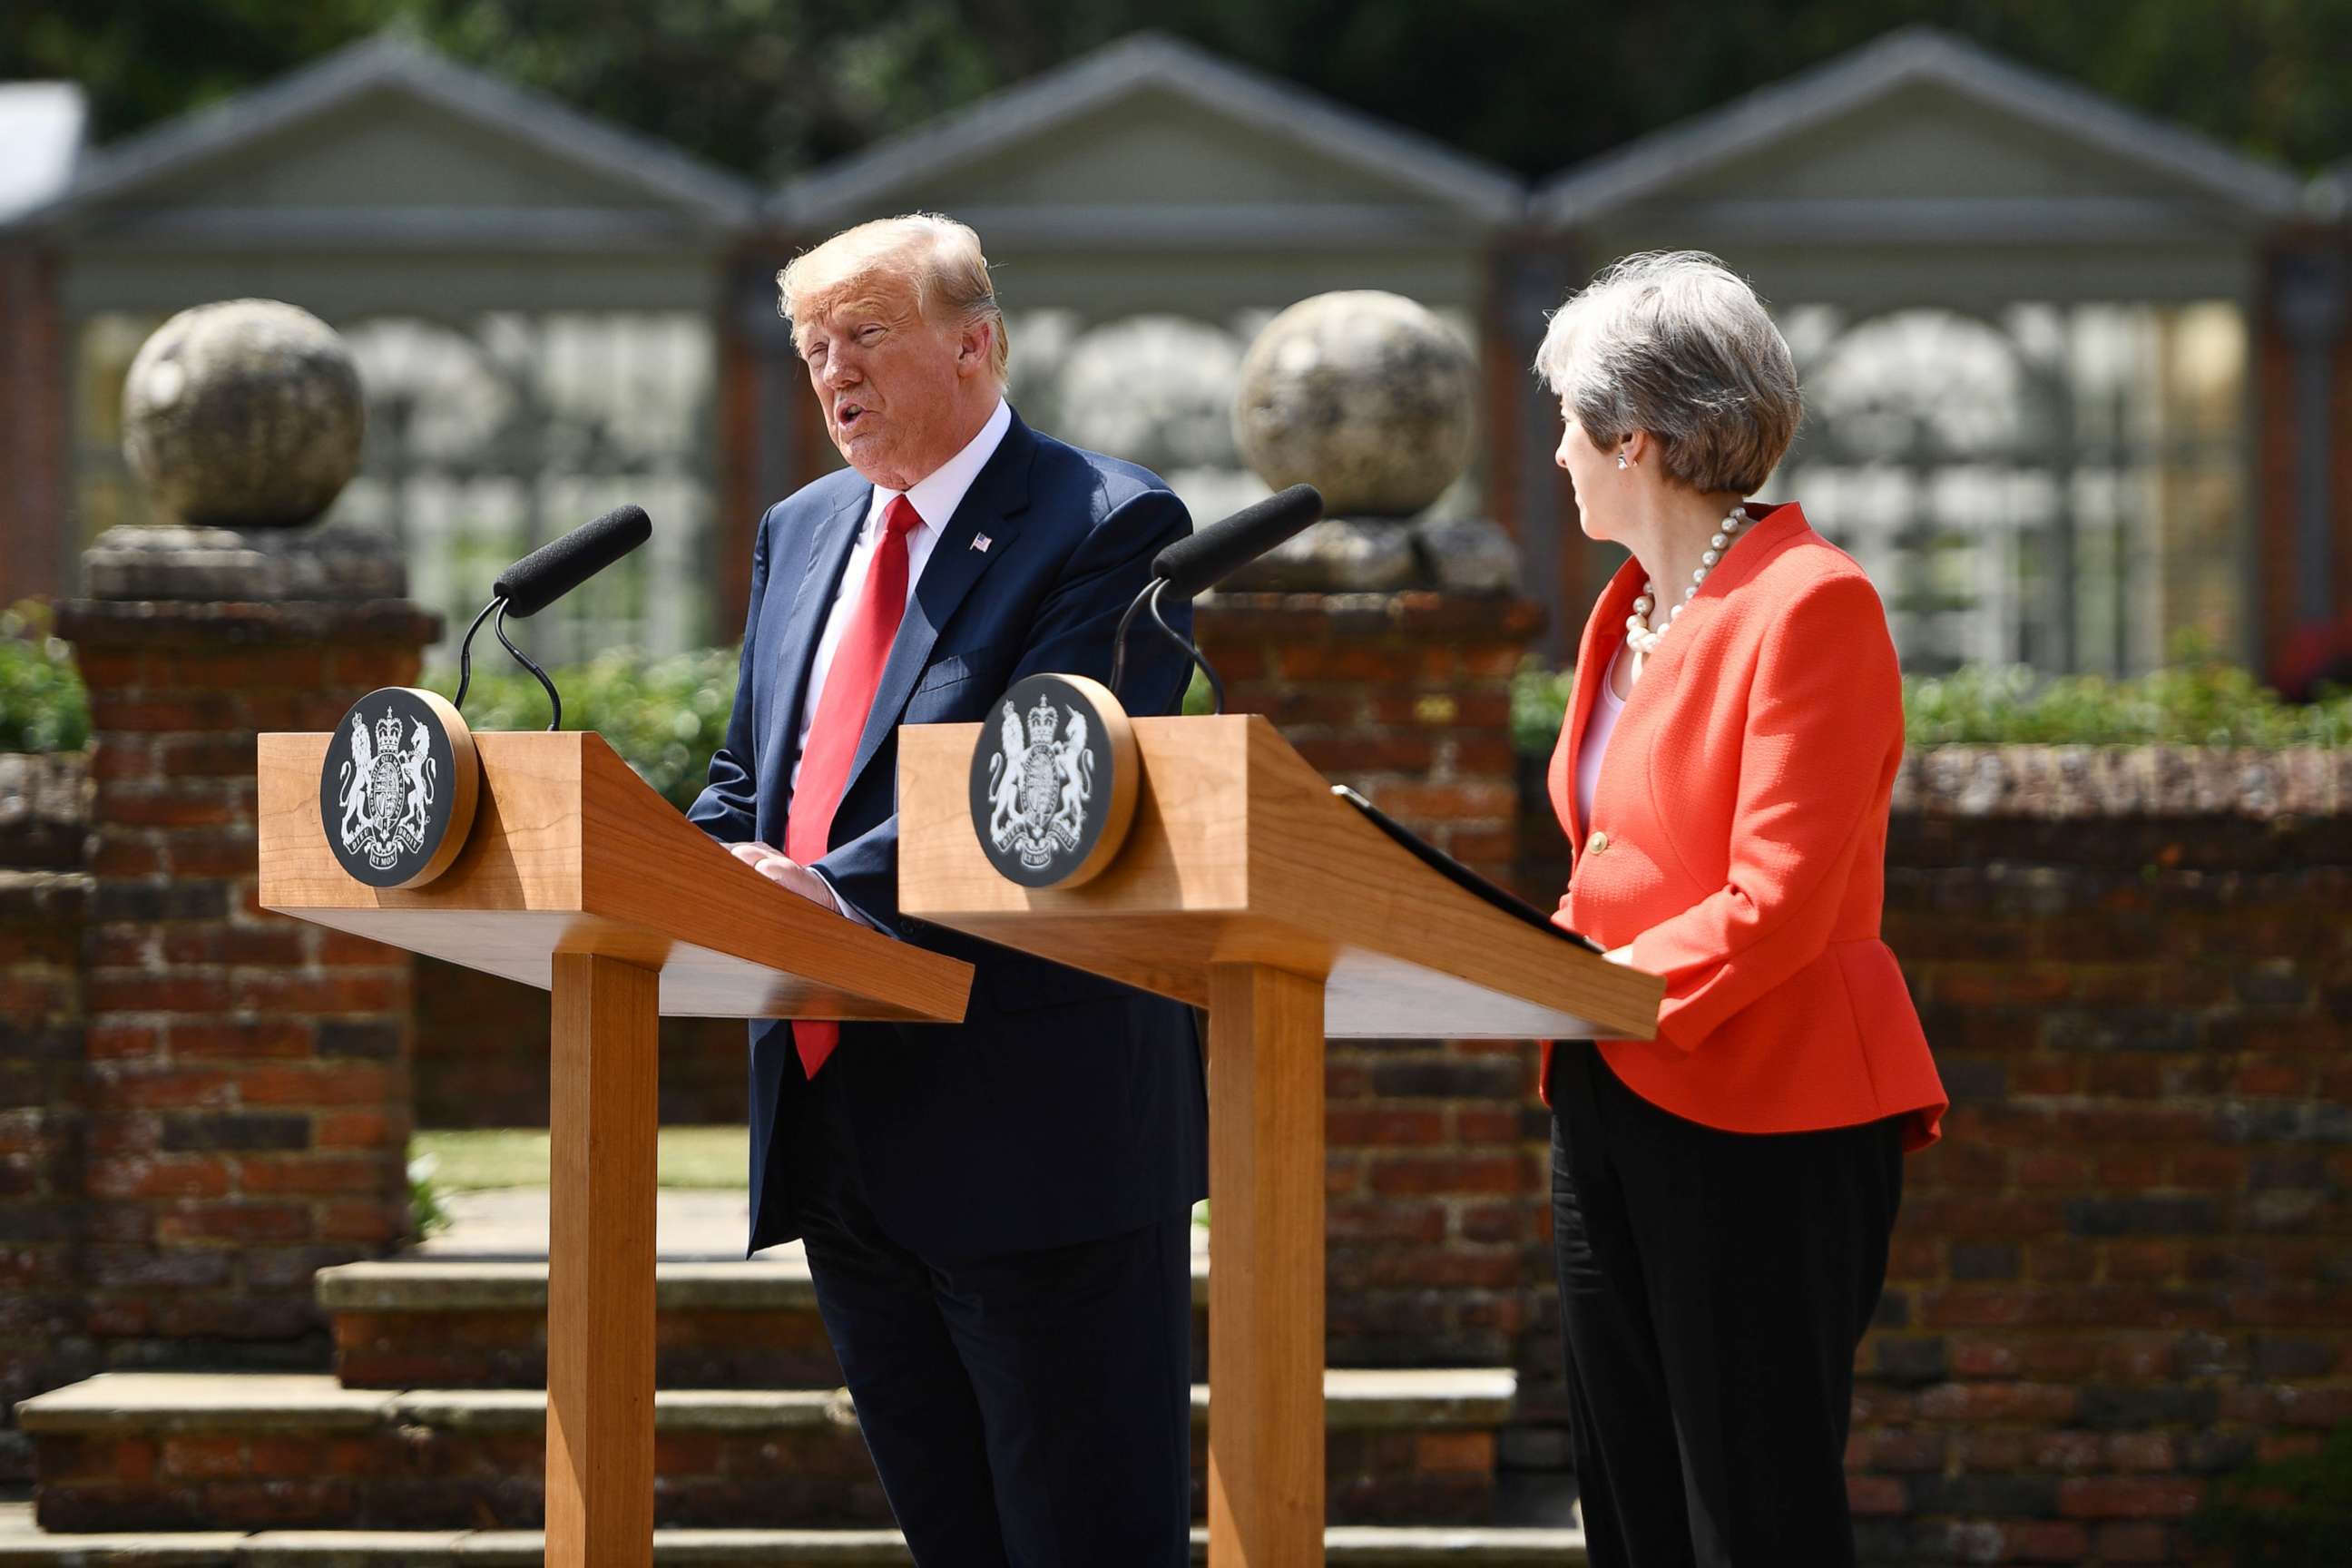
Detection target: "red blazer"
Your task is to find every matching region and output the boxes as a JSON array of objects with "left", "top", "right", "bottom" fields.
[{"left": 1543, "top": 502, "right": 1945, "bottom": 1151}]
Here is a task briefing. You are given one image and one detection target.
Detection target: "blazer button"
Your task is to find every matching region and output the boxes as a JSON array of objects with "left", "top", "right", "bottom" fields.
[{"left": 1586, "top": 830, "right": 1609, "bottom": 856}]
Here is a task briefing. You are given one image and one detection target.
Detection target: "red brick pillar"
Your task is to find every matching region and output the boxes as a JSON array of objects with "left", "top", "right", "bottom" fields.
[
  {"left": 1195, "top": 589, "right": 1555, "bottom": 1386},
  {"left": 0, "top": 754, "right": 93, "bottom": 1481},
  {"left": 58, "top": 550, "right": 438, "bottom": 1357}
]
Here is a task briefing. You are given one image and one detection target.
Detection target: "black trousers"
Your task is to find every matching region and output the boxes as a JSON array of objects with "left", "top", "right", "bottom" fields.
[
  {"left": 786, "top": 1061, "right": 1192, "bottom": 1568},
  {"left": 1547, "top": 1044, "right": 1904, "bottom": 1568}
]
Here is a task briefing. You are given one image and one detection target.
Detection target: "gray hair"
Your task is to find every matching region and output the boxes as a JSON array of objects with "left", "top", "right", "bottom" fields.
[
  {"left": 1534, "top": 251, "right": 1800, "bottom": 495},
  {"left": 778, "top": 213, "right": 1009, "bottom": 383}
]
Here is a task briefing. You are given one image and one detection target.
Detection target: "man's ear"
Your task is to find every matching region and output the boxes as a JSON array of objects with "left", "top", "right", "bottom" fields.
[{"left": 956, "top": 320, "right": 995, "bottom": 380}]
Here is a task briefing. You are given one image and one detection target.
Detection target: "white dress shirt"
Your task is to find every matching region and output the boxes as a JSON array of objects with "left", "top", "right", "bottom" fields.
[{"left": 793, "top": 397, "right": 1012, "bottom": 919}]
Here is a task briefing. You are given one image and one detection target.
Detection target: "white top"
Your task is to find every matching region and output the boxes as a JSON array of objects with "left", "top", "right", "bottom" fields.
[
  {"left": 1574, "top": 641, "right": 1628, "bottom": 833},
  {"left": 792, "top": 397, "right": 1011, "bottom": 792}
]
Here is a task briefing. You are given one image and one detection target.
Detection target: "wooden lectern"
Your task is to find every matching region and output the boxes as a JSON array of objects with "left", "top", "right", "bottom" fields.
[
  {"left": 899, "top": 712, "right": 1663, "bottom": 1568},
  {"left": 257, "top": 730, "right": 972, "bottom": 1568}
]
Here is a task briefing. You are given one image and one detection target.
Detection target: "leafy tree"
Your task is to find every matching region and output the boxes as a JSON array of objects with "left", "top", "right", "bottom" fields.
[
  {"left": 0, "top": 602, "right": 88, "bottom": 754},
  {"left": 6, "top": 0, "right": 2348, "bottom": 185},
  {"left": 3, "top": 0, "right": 392, "bottom": 148}
]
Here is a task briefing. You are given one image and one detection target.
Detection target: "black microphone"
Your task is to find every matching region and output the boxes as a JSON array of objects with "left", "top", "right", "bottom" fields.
[
  {"left": 1106, "top": 485, "right": 1324, "bottom": 710},
  {"left": 1150, "top": 484, "right": 1323, "bottom": 599},
  {"left": 494, "top": 504, "right": 652, "bottom": 618}
]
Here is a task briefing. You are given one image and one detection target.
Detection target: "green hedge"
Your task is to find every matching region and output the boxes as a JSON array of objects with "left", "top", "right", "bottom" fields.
[
  {"left": 1510, "top": 651, "right": 2352, "bottom": 757},
  {"left": 6, "top": 612, "right": 2348, "bottom": 779},
  {"left": 421, "top": 648, "right": 740, "bottom": 812},
  {"left": 0, "top": 603, "right": 91, "bottom": 754},
  {"left": 2188, "top": 1423, "right": 2352, "bottom": 1565}
]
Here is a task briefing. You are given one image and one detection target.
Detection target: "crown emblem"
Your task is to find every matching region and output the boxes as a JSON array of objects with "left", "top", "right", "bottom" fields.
[
  {"left": 1025, "top": 695, "right": 1059, "bottom": 747},
  {"left": 373, "top": 707, "right": 404, "bottom": 754}
]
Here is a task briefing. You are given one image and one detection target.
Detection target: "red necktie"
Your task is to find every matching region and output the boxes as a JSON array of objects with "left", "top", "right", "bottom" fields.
[{"left": 786, "top": 495, "right": 921, "bottom": 1077}]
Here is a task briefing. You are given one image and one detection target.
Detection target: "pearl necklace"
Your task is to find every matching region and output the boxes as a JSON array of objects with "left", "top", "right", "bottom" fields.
[{"left": 1625, "top": 504, "right": 1752, "bottom": 657}]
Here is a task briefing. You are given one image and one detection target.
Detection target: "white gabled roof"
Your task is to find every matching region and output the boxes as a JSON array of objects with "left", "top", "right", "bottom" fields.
[
  {"left": 1534, "top": 24, "right": 2303, "bottom": 229},
  {"left": 780, "top": 32, "right": 1524, "bottom": 229},
  {"left": 0, "top": 83, "right": 88, "bottom": 222},
  {"left": 8, "top": 31, "right": 757, "bottom": 233}
]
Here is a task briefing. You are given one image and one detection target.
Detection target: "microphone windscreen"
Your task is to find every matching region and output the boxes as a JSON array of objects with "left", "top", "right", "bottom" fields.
[
  {"left": 495, "top": 505, "right": 652, "bottom": 618},
  {"left": 1151, "top": 484, "right": 1323, "bottom": 598}
]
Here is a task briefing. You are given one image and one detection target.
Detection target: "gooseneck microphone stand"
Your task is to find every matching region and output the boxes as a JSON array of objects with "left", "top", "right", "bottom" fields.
[
  {"left": 1109, "top": 577, "right": 1223, "bottom": 713},
  {"left": 450, "top": 596, "right": 564, "bottom": 732}
]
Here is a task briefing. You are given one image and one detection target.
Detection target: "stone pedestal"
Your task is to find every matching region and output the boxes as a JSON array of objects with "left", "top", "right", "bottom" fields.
[
  {"left": 57, "top": 534, "right": 438, "bottom": 1361},
  {"left": 1197, "top": 590, "right": 1539, "bottom": 882}
]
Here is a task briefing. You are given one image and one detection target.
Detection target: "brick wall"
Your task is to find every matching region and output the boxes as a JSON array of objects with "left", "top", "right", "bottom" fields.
[
  {"left": 56, "top": 597, "right": 438, "bottom": 1375},
  {"left": 414, "top": 956, "right": 743, "bottom": 1129},
  {"left": 1857, "top": 750, "right": 2349, "bottom": 1566},
  {"left": 0, "top": 753, "right": 94, "bottom": 1482},
  {"left": 1198, "top": 591, "right": 1538, "bottom": 883}
]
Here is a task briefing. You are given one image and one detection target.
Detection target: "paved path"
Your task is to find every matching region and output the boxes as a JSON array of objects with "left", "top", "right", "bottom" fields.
[
  {"left": 416, "top": 1186, "right": 771, "bottom": 1259},
  {"left": 416, "top": 1188, "right": 1210, "bottom": 1265}
]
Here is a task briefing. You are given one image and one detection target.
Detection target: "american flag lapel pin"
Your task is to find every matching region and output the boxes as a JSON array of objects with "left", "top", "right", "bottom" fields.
[{"left": 972, "top": 533, "right": 992, "bottom": 553}]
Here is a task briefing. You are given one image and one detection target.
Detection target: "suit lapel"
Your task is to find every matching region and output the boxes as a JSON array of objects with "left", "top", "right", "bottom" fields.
[
  {"left": 840, "top": 414, "right": 1037, "bottom": 807},
  {"left": 759, "top": 486, "right": 868, "bottom": 809}
]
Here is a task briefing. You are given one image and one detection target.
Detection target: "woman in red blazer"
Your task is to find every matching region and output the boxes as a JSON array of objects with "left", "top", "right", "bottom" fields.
[{"left": 1534, "top": 252, "right": 1946, "bottom": 1568}]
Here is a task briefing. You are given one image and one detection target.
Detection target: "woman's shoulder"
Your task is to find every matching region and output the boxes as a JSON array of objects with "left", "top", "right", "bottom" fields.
[
  {"left": 1713, "top": 514, "right": 1899, "bottom": 687},
  {"left": 1740, "top": 528, "right": 1901, "bottom": 700},
  {"left": 1745, "top": 515, "right": 1886, "bottom": 615}
]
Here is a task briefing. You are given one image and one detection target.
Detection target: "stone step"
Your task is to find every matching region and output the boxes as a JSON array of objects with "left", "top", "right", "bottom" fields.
[
  {"left": 0, "top": 1502, "right": 1587, "bottom": 1565},
  {"left": 17, "top": 1369, "right": 1514, "bottom": 1534},
  {"left": 318, "top": 1253, "right": 1213, "bottom": 1389}
]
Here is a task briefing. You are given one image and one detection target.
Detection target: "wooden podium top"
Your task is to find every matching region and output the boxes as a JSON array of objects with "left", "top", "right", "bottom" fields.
[
  {"left": 260, "top": 730, "right": 970, "bottom": 1024},
  {"left": 899, "top": 714, "right": 1660, "bottom": 1040}
]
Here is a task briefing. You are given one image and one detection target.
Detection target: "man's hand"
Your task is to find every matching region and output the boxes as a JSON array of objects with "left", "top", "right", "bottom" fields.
[{"left": 727, "top": 841, "right": 836, "bottom": 909}]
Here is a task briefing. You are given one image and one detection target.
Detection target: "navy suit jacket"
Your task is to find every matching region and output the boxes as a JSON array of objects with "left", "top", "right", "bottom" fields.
[{"left": 688, "top": 409, "right": 1209, "bottom": 1259}]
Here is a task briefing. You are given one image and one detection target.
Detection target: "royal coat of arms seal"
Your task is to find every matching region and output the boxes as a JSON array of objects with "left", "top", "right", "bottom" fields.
[
  {"left": 316, "top": 688, "right": 478, "bottom": 888},
  {"left": 966, "top": 673, "right": 1137, "bottom": 889}
]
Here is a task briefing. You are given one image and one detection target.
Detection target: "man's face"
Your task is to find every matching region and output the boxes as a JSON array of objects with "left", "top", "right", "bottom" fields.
[{"left": 797, "top": 275, "right": 975, "bottom": 491}]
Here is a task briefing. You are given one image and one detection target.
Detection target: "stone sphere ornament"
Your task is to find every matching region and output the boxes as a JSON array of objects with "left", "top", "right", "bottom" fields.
[
  {"left": 122, "top": 299, "right": 364, "bottom": 529},
  {"left": 1231, "top": 291, "right": 1477, "bottom": 518}
]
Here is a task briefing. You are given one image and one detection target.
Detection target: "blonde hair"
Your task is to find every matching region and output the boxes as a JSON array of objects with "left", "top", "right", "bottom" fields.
[
  {"left": 777, "top": 213, "right": 1009, "bottom": 383},
  {"left": 1534, "top": 250, "right": 1800, "bottom": 495}
]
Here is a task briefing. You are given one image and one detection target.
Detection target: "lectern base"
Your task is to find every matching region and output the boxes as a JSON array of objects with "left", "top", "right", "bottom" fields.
[
  {"left": 1205, "top": 963, "right": 1328, "bottom": 1568},
  {"left": 545, "top": 953, "right": 659, "bottom": 1568}
]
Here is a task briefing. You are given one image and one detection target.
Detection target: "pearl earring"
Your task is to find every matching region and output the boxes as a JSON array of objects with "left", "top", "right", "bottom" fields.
[{"left": 1615, "top": 455, "right": 1629, "bottom": 470}]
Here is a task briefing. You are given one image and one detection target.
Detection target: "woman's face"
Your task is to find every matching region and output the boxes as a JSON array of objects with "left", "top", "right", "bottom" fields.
[{"left": 1554, "top": 400, "right": 1624, "bottom": 543}]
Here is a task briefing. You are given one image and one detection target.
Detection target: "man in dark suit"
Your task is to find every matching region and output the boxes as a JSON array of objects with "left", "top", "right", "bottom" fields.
[{"left": 685, "top": 213, "right": 1205, "bottom": 1567}]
